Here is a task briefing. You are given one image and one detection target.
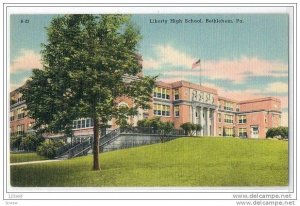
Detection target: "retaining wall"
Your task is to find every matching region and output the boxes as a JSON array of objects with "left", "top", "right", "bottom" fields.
[{"left": 102, "top": 133, "right": 183, "bottom": 152}]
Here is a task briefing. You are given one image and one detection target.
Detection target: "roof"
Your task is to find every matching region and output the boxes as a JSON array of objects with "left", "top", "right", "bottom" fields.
[
  {"left": 239, "top": 97, "right": 281, "bottom": 104},
  {"left": 218, "top": 96, "right": 239, "bottom": 103},
  {"left": 156, "top": 80, "right": 218, "bottom": 94}
]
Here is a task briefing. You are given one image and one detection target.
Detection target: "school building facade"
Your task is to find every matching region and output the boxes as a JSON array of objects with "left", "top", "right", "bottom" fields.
[{"left": 10, "top": 80, "right": 282, "bottom": 139}]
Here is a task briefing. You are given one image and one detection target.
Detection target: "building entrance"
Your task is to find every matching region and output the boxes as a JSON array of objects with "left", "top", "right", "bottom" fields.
[{"left": 251, "top": 126, "right": 259, "bottom": 138}]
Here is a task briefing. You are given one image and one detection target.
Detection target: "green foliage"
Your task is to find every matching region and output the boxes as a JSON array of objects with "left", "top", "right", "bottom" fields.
[
  {"left": 20, "top": 133, "right": 44, "bottom": 151},
  {"left": 21, "top": 14, "right": 156, "bottom": 169},
  {"left": 266, "top": 127, "right": 288, "bottom": 139},
  {"left": 137, "top": 117, "right": 161, "bottom": 129},
  {"left": 10, "top": 135, "right": 23, "bottom": 150},
  {"left": 180, "top": 122, "right": 202, "bottom": 136},
  {"left": 37, "top": 140, "right": 66, "bottom": 159},
  {"left": 159, "top": 121, "right": 174, "bottom": 134},
  {"left": 137, "top": 118, "right": 175, "bottom": 142},
  {"left": 21, "top": 14, "right": 156, "bottom": 133},
  {"left": 11, "top": 138, "right": 288, "bottom": 186}
]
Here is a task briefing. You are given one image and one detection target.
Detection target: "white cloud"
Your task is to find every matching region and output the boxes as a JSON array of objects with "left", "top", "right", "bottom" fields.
[
  {"left": 10, "top": 49, "right": 42, "bottom": 74},
  {"left": 264, "top": 82, "right": 288, "bottom": 94},
  {"left": 143, "top": 45, "right": 288, "bottom": 84},
  {"left": 143, "top": 44, "right": 196, "bottom": 69}
]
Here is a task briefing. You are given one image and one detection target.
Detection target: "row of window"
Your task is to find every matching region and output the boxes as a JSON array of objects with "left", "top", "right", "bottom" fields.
[
  {"left": 153, "top": 104, "right": 180, "bottom": 117},
  {"left": 238, "top": 115, "right": 246, "bottom": 124},
  {"left": 224, "top": 102, "right": 233, "bottom": 111},
  {"left": 153, "top": 87, "right": 170, "bottom": 100},
  {"left": 153, "top": 87, "right": 180, "bottom": 100},
  {"left": 218, "top": 101, "right": 240, "bottom": 112},
  {"left": 218, "top": 127, "right": 248, "bottom": 137},
  {"left": 238, "top": 128, "right": 247, "bottom": 137},
  {"left": 224, "top": 128, "right": 234, "bottom": 136},
  {"left": 153, "top": 103, "right": 171, "bottom": 116},
  {"left": 10, "top": 124, "right": 25, "bottom": 136},
  {"left": 218, "top": 114, "right": 247, "bottom": 124},
  {"left": 224, "top": 114, "right": 234, "bottom": 123},
  {"left": 73, "top": 118, "right": 94, "bottom": 129},
  {"left": 10, "top": 108, "right": 26, "bottom": 121}
]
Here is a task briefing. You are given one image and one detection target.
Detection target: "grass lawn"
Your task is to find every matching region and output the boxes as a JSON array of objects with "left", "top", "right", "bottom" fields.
[
  {"left": 10, "top": 137, "right": 288, "bottom": 187},
  {"left": 10, "top": 152, "right": 48, "bottom": 163}
]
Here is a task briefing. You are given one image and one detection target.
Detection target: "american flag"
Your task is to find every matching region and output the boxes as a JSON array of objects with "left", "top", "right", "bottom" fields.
[{"left": 192, "top": 59, "right": 201, "bottom": 69}]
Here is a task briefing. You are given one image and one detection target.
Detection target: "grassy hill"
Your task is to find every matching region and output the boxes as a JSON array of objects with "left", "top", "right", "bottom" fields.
[
  {"left": 10, "top": 137, "right": 288, "bottom": 187},
  {"left": 10, "top": 152, "right": 48, "bottom": 163}
]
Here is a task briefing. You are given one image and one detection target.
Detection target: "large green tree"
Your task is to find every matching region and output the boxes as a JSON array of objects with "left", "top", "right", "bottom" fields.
[{"left": 21, "top": 14, "right": 156, "bottom": 170}]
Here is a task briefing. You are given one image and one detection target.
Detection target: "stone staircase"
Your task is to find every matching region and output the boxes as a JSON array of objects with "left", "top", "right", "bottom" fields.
[{"left": 56, "top": 128, "right": 120, "bottom": 159}]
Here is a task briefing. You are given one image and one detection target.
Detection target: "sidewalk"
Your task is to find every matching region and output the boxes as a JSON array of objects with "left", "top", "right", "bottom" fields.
[{"left": 10, "top": 159, "right": 63, "bottom": 166}]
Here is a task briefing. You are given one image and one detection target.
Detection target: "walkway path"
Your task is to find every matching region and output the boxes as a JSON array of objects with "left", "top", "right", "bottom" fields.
[{"left": 10, "top": 159, "right": 64, "bottom": 166}]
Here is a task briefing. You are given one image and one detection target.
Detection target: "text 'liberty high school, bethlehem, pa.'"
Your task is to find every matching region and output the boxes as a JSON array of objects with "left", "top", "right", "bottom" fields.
[{"left": 149, "top": 18, "right": 244, "bottom": 24}]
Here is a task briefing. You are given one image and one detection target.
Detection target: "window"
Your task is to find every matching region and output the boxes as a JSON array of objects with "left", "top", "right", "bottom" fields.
[
  {"left": 166, "top": 105, "right": 170, "bottom": 116},
  {"left": 156, "top": 87, "right": 161, "bottom": 98},
  {"left": 153, "top": 87, "right": 170, "bottom": 100},
  {"left": 73, "top": 118, "right": 94, "bottom": 129},
  {"left": 17, "top": 94, "right": 23, "bottom": 103},
  {"left": 10, "top": 111, "right": 15, "bottom": 121},
  {"left": 162, "top": 105, "right": 166, "bottom": 116},
  {"left": 86, "top": 119, "right": 91, "bottom": 127},
  {"left": 174, "top": 105, "right": 180, "bottom": 117},
  {"left": 239, "top": 128, "right": 247, "bottom": 137},
  {"left": 224, "top": 102, "right": 233, "bottom": 111},
  {"left": 224, "top": 128, "right": 234, "bottom": 136},
  {"left": 17, "top": 107, "right": 25, "bottom": 119},
  {"left": 153, "top": 103, "right": 171, "bottom": 117},
  {"left": 10, "top": 126, "right": 14, "bottom": 135},
  {"left": 218, "top": 127, "right": 222, "bottom": 136},
  {"left": 166, "top": 89, "right": 170, "bottom": 100},
  {"left": 77, "top": 120, "right": 81, "bottom": 129},
  {"left": 218, "top": 101, "right": 222, "bottom": 109},
  {"left": 157, "top": 104, "right": 162, "bottom": 115},
  {"left": 81, "top": 119, "right": 86, "bottom": 128},
  {"left": 174, "top": 89, "right": 179, "bottom": 100},
  {"left": 17, "top": 124, "right": 25, "bottom": 135},
  {"left": 218, "top": 113, "right": 222, "bottom": 123},
  {"left": 238, "top": 115, "right": 246, "bottom": 124},
  {"left": 162, "top": 88, "right": 166, "bottom": 99},
  {"left": 224, "top": 114, "right": 233, "bottom": 123},
  {"left": 154, "top": 104, "right": 158, "bottom": 115}
]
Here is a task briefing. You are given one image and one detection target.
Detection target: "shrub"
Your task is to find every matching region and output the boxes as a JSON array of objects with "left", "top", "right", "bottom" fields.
[
  {"left": 180, "top": 122, "right": 202, "bottom": 136},
  {"left": 159, "top": 121, "right": 174, "bottom": 134},
  {"left": 180, "top": 122, "right": 192, "bottom": 135},
  {"left": 20, "top": 133, "right": 44, "bottom": 151},
  {"left": 138, "top": 118, "right": 176, "bottom": 142},
  {"left": 10, "top": 135, "right": 23, "bottom": 151},
  {"left": 137, "top": 117, "right": 162, "bottom": 130},
  {"left": 37, "top": 140, "right": 66, "bottom": 159},
  {"left": 266, "top": 127, "right": 288, "bottom": 139}
]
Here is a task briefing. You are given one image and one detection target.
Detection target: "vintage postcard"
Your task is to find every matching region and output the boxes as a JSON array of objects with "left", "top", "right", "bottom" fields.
[{"left": 2, "top": 3, "right": 297, "bottom": 205}]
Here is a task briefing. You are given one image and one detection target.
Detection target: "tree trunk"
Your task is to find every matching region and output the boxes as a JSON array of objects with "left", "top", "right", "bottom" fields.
[{"left": 93, "top": 117, "right": 101, "bottom": 170}]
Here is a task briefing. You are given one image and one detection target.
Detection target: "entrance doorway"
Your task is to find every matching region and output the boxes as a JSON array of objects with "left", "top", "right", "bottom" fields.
[{"left": 251, "top": 126, "right": 259, "bottom": 138}]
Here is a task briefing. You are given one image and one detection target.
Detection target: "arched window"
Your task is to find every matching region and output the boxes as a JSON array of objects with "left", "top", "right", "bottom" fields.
[{"left": 118, "top": 102, "right": 129, "bottom": 108}]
